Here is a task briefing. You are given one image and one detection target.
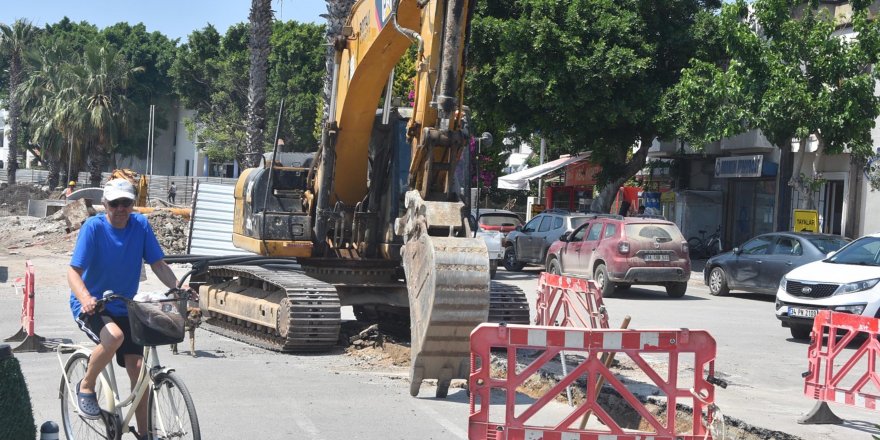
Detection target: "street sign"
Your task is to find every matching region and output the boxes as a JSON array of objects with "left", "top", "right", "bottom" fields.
[{"left": 793, "top": 209, "right": 819, "bottom": 232}]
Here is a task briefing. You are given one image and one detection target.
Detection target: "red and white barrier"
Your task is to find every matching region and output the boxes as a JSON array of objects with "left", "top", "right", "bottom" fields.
[
  {"left": 535, "top": 273, "right": 608, "bottom": 329},
  {"left": 469, "top": 323, "right": 719, "bottom": 439},
  {"left": 800, "top": 310, "right": 880, "bottom": 423},
  {"left": 4, "top": 260, "right": 48, "bottom": 352}
]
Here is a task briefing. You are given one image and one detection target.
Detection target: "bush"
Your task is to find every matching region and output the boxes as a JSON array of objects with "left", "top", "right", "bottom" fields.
[{"left": 0, "top": 344, "right": 36, "bottom": 440}]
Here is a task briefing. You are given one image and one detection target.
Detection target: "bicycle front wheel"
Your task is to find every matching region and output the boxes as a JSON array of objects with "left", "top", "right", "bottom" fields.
[
  {"left": 148, "top": 371, "right": 200, "bottom": 440},
  {"left": 59, "top": 352, "right": 114, "bottom": 440}
]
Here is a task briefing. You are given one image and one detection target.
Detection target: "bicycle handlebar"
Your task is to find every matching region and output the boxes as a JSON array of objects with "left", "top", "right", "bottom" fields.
[{"left": 93, "top": 287, "right": 196, "bottom": 314}]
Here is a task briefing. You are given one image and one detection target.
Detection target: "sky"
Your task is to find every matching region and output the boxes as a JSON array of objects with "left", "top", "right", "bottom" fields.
[{"left": 0, "top": 0, "right": 327, "bottom": 42}]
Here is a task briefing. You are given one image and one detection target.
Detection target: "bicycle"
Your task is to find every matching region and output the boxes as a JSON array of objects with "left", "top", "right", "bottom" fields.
[
  {"left": 57, "top": 287, "right": 200, "bottom": 440},
  {"left": 688, "top": 226, "right": 722, "bottom": 259}
]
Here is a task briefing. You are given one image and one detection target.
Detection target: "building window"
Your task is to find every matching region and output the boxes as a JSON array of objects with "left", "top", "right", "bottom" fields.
[{"left": 185, "top": 159, "right": 190, "bottom": 177}]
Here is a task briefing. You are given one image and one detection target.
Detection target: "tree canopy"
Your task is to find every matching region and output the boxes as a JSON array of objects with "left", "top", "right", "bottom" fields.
[
  {"left": 662, "top": 0, "right": 880, "bottom": 206},
  {"left": 467, "top": 0, "right": 722, "bottom": 211}
]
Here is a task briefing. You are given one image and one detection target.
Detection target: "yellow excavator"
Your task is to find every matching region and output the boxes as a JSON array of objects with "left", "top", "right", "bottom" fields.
[{"left": 193, "top": 0, "right": 528, "bottom": 397}]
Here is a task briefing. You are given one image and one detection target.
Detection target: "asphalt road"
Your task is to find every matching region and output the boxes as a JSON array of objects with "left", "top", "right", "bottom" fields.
[{"left": 1, "top": 255, "right": 878, "bottom": 439}]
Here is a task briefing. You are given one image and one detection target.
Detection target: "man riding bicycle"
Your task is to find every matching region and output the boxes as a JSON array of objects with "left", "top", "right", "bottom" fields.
[{"left": 68, "top": 178, "right": 182, "bottom": 440}]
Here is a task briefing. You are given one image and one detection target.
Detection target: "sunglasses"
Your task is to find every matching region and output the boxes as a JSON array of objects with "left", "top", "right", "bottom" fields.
[{"left": 108, "top": 199, "right": 134, "bottom": 208}]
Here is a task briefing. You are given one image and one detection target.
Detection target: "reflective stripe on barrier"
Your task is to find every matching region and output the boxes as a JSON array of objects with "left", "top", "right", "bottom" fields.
[
  {"left": 804, "top": 310, "right": 880, "bottom": 412},
  {"left": 469, "top": 323, "right": 718, "bottom": 440},
  {"left": 535, "top": 273, "right": 608, "bottom": 329}
]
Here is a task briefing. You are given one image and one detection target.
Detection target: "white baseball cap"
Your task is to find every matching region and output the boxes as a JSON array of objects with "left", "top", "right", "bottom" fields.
[{"left": 103, "top": 179, "right": 136, "bottom": 201}]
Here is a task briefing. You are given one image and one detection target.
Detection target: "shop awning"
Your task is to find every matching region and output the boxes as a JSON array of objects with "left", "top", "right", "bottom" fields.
[{"left": 497, "top": 153, "right": 590, "bottom": 190}]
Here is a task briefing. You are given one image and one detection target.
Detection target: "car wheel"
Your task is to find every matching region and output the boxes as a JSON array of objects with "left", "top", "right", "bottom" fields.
[
  {"left": 503, "top": 246, "right": 525, "bottom": 272},
  {"left": 547, "top": 258, "right": 562, "bottom": 275},
  {"left": 593, "top": 264, "right": 616, "bottom": 298},
  {"left": 489, "top": 260, "right": 498, "bottom": 279},
  {"left": 789, "top": 324, "right": 812, "bottom": 340},
  {"left": 708, "top": 267, "right": 730, "bottom": 296},
  {"left": 665, "top": 282, "right": 687, "bottom": 298}
]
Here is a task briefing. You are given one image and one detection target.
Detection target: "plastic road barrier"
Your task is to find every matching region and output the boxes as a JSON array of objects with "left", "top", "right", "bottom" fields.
[
  {"left": 535, "top": 273, "right": 608, "bottom": 329},
  {"left": 4, "top": 260, "right": 49, "bottom": 352},
  {"left": 469, "top": 323, "right": 719, "bottom": 439},
  {"left": 800, "top": 310, "right": 880, "bottom": 424}
]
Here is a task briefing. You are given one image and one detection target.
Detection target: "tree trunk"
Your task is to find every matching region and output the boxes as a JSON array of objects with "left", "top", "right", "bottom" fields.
[
  {"left": 244, "top": 0, "right": 272, "bottom": 168},
  {"left": 788, "top": 136, "right": 825, "bottom": 210},
  {"left": 6, "top": 58, "right": 21, "bottom": 185},
  {"left": 47, "top": 159, "right": 60, "bottom": 190},
  {"left": 88, "top": 145, "right": 106, "bottom": 187},
  {"left": 590, "top": 138, "right": 652, "bottom": 213}
]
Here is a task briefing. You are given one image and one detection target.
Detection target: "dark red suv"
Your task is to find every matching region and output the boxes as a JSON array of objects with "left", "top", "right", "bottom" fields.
[{"left": 545, "top": 216, "right": 691, "bottom": 297}]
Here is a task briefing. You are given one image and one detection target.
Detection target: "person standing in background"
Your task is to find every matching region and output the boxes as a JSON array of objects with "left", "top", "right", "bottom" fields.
[
  {"left": 167, "top": 182, "right": 177, "bottom": 204},
  {"left": 63, "top": 181, "right": 76, "bottom": 199}
]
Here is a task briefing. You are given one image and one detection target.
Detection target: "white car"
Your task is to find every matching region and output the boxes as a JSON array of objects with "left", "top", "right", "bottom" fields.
[
  {"left": 470, "top": 211, "right": 505, "bottom": 279},
  {"left": 775, "top": 233, "right": 880, "bottom": 339}
]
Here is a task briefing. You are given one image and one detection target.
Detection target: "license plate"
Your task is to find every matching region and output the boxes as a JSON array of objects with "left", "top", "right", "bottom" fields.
[
  {"left": 644, "top": 254, "right": 670, "bottom": 262},
  {"left": 789, "top": 307, "right": 818, "bottom": 319}
]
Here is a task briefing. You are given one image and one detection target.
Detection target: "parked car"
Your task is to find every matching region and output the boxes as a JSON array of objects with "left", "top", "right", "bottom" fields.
[
  {"left": 470, "top": 210, "right": 508, "bottom": 278},
  {"left": 503, "top": 210, "right": 591, "bottom": 271},
  {"left": 544, "top": 215, "right": 691, "bottom": 298},
  {"left": 704, "top": 232, "right": 850, "bottom": 296},
  {"left": 775, "top": 232, "right": 880, "bottom": 340},
  {"left": 473, "top": 209, "right": 523, "bottom": 239}
]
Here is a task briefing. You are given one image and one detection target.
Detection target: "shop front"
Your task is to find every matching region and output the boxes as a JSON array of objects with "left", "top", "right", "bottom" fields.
[
  {"left": 715, "top": 154, "right": 779, "bottom": 247},
  {"left": 545, "top": 160, "right": 601, "bottom": 212}
]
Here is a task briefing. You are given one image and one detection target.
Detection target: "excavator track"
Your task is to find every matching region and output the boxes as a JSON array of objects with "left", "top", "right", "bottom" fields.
[
  {"left": 199, "top": 265, "right": 340, "bottom": 352},
  {"left": 489, "top": 282, "right": 530, "bottom": 324}
]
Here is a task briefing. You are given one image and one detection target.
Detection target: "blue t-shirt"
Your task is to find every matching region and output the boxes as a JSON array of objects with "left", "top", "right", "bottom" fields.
[{"left": 69, "top": 213, "right": 165, "bottom": 318}]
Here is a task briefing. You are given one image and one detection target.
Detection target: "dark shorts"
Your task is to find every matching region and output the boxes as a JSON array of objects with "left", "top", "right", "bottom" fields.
[{"left": 75, "top": 312, "right": 144, "bottom": 368}]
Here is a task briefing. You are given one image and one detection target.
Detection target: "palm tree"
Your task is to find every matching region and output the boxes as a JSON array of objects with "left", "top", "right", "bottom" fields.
[
  {"left": 0, "top": 19, "right": 39, "bottom": 185},
  {"left": 245, "top": 0, "right": 273, "bottom": 168},
  {"left": 18, "top": 47, "right": 73, "bottom": 188},
  {"left": 62, "top": 45, "right": 142, "bottom": 185}
]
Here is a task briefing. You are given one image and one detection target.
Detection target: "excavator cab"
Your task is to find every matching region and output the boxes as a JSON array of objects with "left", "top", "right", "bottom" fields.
[{"left": 232, "top": 153, "right": 314, "bottom": 257}]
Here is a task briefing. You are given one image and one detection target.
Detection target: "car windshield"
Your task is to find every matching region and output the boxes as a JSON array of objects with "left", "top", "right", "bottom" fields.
[
  {"left": 570, "top": 217, "right": 590, "bottom": 229},
  {"left": 478, "top": 214, "right": 521, "bottom": 227},
  {"left": 624, "top": 223, "right": 682, "bottom": 243},
  {"left": 826, "top": 236, "right": 880, "bottom": 266},
  {"left": 807, "top": 237, "right": 850, "bottom": 254}
]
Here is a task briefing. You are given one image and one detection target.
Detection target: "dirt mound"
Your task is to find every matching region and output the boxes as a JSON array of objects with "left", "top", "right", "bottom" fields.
[
  {"left": 0, "top": 183, "right": 51, "bottom": 216},
  {"left": 342, "top": 322, "right": 411, "bottom": 369}
]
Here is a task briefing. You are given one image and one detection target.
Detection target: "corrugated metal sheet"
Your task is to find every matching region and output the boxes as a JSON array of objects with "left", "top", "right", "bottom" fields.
[{"left": 187, "top": 182, "right": 255, "bottom": 256}]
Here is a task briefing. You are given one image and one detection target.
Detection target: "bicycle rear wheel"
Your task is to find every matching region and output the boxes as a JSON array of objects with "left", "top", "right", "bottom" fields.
[
  {"left": 59, "top": 352, "right": 115, "bottom": 440},
  {"left": 687, "top": 237, "right": 705, "bottom": 259},
  {"left": 148, "top": 371, "right": 200, "bottom": 440}
]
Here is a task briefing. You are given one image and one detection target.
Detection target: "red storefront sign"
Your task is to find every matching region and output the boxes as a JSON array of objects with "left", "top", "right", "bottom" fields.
[{"left": 565, "top": 161, "right": 601, "bottom": 186}]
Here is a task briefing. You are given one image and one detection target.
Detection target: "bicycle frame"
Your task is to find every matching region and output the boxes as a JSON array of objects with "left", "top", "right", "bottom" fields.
[{"left": 58, "top": 342, "right": 170, "bottom": 439}]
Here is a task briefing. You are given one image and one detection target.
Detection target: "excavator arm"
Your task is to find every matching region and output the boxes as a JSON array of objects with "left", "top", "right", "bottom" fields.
[{"left": 314, "top": 0, "right": 489, "bottom": 397}]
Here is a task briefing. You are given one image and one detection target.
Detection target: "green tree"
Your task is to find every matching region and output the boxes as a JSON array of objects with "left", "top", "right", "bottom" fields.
[
  {"left": 663, "top": 0, "right": 880, "bottom": 209},
  {"left": 63, "top": 44, "right": 143, "bottom": 185},
  {"left": 17, "top": 46, "right": 71, "bottom": 188},
  {"left": 101, "top": 22, "right": 179, "bottom": 160},
  {"left": 468, "top": 0, "right": 721, "bottom": 212},
  {"left": 0, "top": 19, "right": 40, "bottom": 185},
  {"left": 268, "top": 20, "right": 326, "bottom": 152},
  {"left": 172, "top": 21, "right": 327, "bottom": 168},
  {"left": 246, "top": 0, "right": 273, "bottom": 167},
  {"left": 171, "top": 24, "right": 250, "bottom": 166}
]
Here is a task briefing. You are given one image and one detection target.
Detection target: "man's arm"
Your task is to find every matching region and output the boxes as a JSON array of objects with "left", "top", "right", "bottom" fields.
[
  {"left": 68, "top": 266, "right": 98, "bottom": 315},
  {"left": 149, "top": 260, "right": 179, "bottom": 290}
]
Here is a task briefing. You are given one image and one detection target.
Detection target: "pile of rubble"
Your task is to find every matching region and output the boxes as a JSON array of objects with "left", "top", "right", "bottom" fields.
[
  {"left": 144, "top": 210, "right": 189, "bottom": 255},
  {"left": 0, "top": 184, "right": 190, "bottom": 256}
]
